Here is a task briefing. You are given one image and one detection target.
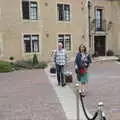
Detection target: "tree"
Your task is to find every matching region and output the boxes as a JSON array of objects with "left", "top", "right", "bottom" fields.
[{"left": 33, "top": 54, "right": 39, "bottom": 65}]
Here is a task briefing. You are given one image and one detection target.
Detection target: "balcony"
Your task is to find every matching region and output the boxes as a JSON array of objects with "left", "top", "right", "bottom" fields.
[
  {"left": 95, "top": 19, "right": 106, "bottom": 32},
  {"left": 91, "top": 19, "right": 106, "bottom": 32}
]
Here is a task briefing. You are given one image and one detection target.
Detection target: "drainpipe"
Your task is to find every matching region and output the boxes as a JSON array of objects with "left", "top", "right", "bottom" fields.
[{"left": 88, "top": 1, "right": 91, "bottom": 54}]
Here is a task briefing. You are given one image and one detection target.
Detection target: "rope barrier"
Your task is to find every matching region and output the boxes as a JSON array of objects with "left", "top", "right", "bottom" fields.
[
  {"left": 75, "top": 83, "right": 107, "bottom": 120},
  {"left": 102, "top": 112, "right": 107, "bottom": 120},
  {"left": 79, "top": 92, "right": 98, "bottom": 120},
  {"left": 79, "top": 92, "right": 107, "bottom": 120}
]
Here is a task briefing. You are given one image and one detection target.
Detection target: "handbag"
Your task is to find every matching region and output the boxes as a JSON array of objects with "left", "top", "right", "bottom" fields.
[
  {"left": 50, "top": 67, "right": 56, "bottom": 74},
  {"left": 79, "top": 68, "right": 86, "bottom": 74},
  {"left": 49, "top": 50, "right": 57, "bottom": 74},
  {"left": 64, "top": 65, "right": 73, "bottom": 83},
  {"left": 64, "top": 71, "right": 73, "bottom": 83}
]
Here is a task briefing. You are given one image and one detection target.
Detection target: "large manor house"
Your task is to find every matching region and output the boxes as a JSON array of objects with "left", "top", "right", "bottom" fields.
[{"left": 0, "top": 0, "right": 120, "bottom": 61}]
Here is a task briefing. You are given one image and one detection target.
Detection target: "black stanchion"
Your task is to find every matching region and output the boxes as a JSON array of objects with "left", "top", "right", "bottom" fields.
[
  {"left": 98, "top": 102, "right": 107, "bottom": 120},
  {"left": 79, "top": 92, "right": 107, "bottom": 120},
  {"left": 75, "top": 84, "right": 80, "bottom": 120},
  {"left": 79, "top": 92, "right": 98, "bottom": 120},
  {"left": 102, "top": 116, "right": 106, "bottom": 120}
]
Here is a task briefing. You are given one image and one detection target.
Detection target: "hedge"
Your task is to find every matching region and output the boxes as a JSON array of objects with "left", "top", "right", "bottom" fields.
[{"left": 0, "top": 61, "right": 13, "bottom": 72}]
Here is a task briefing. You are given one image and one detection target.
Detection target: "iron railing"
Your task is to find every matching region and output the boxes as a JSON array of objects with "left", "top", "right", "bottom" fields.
[
  {"left": 91, "top": 19, "right": 106, "bottom": 32},
  {"left": 95, "top": 19, "right": 106, "bottom": 32}
]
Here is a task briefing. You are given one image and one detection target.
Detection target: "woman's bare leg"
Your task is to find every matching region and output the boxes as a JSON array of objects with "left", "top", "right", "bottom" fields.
[
  {"left": 85, "top": 83, "right": 88, "bottom": 93},
  {"left": 80, "top": 83, "right": 85, "bottom": 95}
]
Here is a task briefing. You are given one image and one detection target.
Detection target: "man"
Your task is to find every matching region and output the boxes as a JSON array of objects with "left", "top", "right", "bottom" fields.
[{"left": 54, "top": 42, "right": 67, "bottom": 87}]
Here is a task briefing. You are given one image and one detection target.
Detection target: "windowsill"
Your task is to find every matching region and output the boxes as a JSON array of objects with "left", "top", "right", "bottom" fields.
[
  {"left": 21, "top": 18, "right": 40, "bottom": 22},
  {"left": 23, "top": 52, "right": 40, "bottom": 59},
  {"left": 23, "top": 52, "right": 40, "bottom": 57},
  {"left": 57, "top": 20, "right": 71, "bottom": 24},
  {"left": 95, "top": 31, "right": 106, "bottom": 33},
  {"left": 95, "top": 31, "right": 106, "bottom": 36},
  {"left": 24, "top": 52, "right": 40, "bottom": 54}
]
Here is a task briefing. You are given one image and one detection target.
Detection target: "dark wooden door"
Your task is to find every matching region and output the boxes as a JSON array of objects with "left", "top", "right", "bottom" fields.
[{"left": 94, "top": 36, "right": 106, "bottom": 56}]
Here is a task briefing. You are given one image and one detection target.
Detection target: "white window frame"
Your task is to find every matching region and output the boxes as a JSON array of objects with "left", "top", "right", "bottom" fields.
[
  {"left": 58, "top": 34, "right": 72, "bottom": 51},
  {"left": 64, "top": 4, "right": 70, "bottom": 21},
  {"left": 23, "top": 34, "right": 40, "bottom": 53},
  {"left": 29, "top": 1, "right": 38, "bottom": 20},
  {"left": 95, "top": 6, "right": 105, "bottom": 31},
  {"left": 21, "top": 0, "right": 39, "bottom": 20},
  {"left": 57, "top": 3, "right": 71, "bottom": 22},
  {"left": 96, "top": 9, "right": 102, "bottom": 29}
]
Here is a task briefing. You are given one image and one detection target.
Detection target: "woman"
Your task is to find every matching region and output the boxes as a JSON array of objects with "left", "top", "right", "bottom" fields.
[{"left": 75, "top": 44, "right": 92, "bottom": 95}]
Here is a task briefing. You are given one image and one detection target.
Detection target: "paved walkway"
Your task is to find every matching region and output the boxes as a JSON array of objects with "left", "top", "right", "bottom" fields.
[
  {"left": 0, "top": 70, "right": 67, "bottom": 120},
  {"left": 45, "top": 65, "right": 92, "bottom": 120},
  {"left": 0, "top": 57, "right": 120, "bottom": 120},
  {"left": 68, "top": 61, "right": 120, "bottom": 120}
]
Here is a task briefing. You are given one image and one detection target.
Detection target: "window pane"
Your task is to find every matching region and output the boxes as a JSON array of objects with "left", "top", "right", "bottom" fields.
[
  {"left": 24, "top": 35, "right": 31, "bottom": 52},
  {"left": 96, "top": 9, "right": 102, "bottom": 30},
  {"left": 64, "top": 5, "right": 70, "bottom": 21},
  {"left": 30, "top": 2, "right": 38, "bottom": 20},
  {"left": 31, "top": 2, "right": 37, "bottom": 7},
  {"left": 58, "top": 34, "right": 64, "bottom": 48},
  {"left": 57, "top": 4, "right": 64, "bottom": 21},
  {"left": 31, "top": 35, "right": 39, "bottom": 52},
  {"left": 22, "top": 1, "right": 29, "bottom": 19},
  {"left": 65, "top": 35, "right": 71, "bottom": 50}
]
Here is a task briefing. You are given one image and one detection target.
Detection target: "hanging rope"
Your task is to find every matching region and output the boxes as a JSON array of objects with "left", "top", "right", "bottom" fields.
[
  {"left": 79, "top": 92, "right": 98, "bottom": 120},
  {"left": 102, "top": 112, "right": 107, "bottom": 120}
]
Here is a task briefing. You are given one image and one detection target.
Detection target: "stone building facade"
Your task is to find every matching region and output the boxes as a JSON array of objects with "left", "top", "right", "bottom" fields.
[{"left": 0, "top": 0, "right": 120, "bottom": 61}]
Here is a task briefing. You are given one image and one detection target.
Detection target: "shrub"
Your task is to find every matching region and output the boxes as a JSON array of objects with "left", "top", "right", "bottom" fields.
[
  {"left": 13, "top": 60, "right": 33, "bottom": 70},
  {"left": 33, "top": 61, "right": 48, "bottom": 69},
  {"left": 33, "top": 54, "right": 39, "bottom": 65},
  {"left": 0, "top": 61, "right": 13, "bottom": 72},
  {"left": 13, "top": 60, "right": 48, "bottom": 70},
  {"left": 106, "top": 50, "right": 114, "bottom": 56}
]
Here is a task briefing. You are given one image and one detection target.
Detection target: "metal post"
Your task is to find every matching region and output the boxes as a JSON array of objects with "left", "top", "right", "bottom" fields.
[
  {"left": 98, "top": 102, "right": 104, "bottom": 120},
  {"left": 76, "top": 83, "right": 80, "bottom": 120}
]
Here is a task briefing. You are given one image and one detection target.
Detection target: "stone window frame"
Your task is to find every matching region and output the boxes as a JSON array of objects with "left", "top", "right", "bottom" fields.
[
  {"left": 23, "top": 34, "right": 40, "bottom": 53},
  {"left": 57, "top": 3, "right": 71, "bottom": 22},
  {"left": 94, "top": 6, "right": 105, "bottom": 31},
  {"left": 57, "top": 34, "right": 72, "bottom": 51},
  {"left": 22, "top": 0, "right": 38, "bottom": 20}
]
